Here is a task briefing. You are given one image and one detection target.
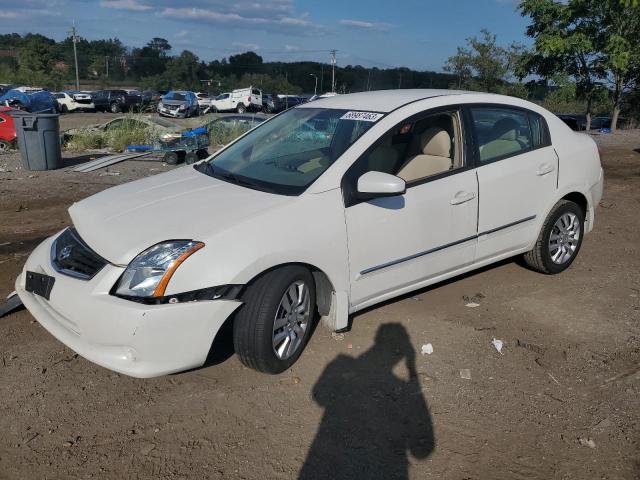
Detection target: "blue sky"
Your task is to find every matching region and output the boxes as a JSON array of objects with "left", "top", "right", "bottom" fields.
[{"left": 0, "top": 0, "right": 530, "bottom": 71}]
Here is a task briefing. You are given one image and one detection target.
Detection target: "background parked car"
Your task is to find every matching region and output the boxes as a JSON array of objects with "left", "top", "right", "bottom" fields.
[
  {"left": 157, "top": 91, "right": 199, "bottom": 118},
  {"left": 54, "top": 92, "right": 95, "bottom": 113},
  {"left": 91, "top": 89, "right": 142, "bottom": 113},
  {"left": 209, "top": 87, "right": 262, "bottom": 113},
  {"left": 262, "top": 94, "right": 306, "bottom": 113},
  {"left": 195, "top": 92, "right": 213, "bottom": 112},
  {"left": 0, "top": 89, "right": 57, "bottom": 113},
  {"left": 0, "top": 106, "right": 17, "bottom": 151}
]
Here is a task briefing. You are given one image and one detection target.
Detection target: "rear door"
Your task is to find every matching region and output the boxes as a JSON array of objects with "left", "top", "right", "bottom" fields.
[{"left": 470, "top": 105, "right": 557, "bottom": 262}]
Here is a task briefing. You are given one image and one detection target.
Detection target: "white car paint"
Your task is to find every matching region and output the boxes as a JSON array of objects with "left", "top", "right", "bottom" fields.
[
  {"left": 16, "top": 89, "right": 603, "bottom": 378},
  {"left": 54, "top": 92, "right": 95, "bottom": 112},
  {"left": 209, "top": 87, "right": 262, "bottom": 112}
]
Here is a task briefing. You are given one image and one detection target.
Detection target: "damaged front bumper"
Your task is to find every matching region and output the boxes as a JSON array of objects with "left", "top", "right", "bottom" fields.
[{"left": 15, "top": 236, "right": 242, "bottom": 378}]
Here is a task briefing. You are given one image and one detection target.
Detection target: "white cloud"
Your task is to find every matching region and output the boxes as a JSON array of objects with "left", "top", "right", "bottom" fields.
[
  {"left": 232, "top": 42, "right": 260, "bottom": 51},
  {"left": 100, "top": 0, "right": 152, "bottom": 12},
  {"left": 0, "top": 11, "right": 21, "bottom": 18},
  {"left": 339, "top": 19, "right": 392, "bottom": 31},
  {"left": 157, "top": 6, "right": 319, "bottom": 33}
]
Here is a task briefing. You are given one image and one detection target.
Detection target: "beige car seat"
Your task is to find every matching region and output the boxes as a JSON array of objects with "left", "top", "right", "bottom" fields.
[
  {"left": 479, "top": 118, "right": 527, "bottom": 162},
  {"left": 397, "top": 128, "right": 452, "bottom": 182}
]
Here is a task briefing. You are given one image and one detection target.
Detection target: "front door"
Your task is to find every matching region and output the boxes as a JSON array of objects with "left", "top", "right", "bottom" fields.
[{"left": 343, "top": 107, "right": 478, "bottom": 310}]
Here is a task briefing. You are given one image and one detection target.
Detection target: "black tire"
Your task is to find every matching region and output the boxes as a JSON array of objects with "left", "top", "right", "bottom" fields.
[
  {"left": 0, "top": 139, "right": 12, "bottom": 153},
  {"left": 523, "top": 199, "right": 585, "bottom": 274},
  {"left": 236, "top": 103, "right": 246, "bottom": 114},
  {"left": 60, "top": 104, "right": 68, "bottom": 114},
  {"left": 184, "top": 151, "right": 198, "bottom": 164},
  {"left": 233, "top": 266, "right": 316, "bottom": 374},
  {"left": 164, "top": 151, "right": 179, "bottom": 165},
  {"left": 196, "top": 148, "right": 209, "bottom": 160},
  {"left": 110, "top": 102, "right": 122, "bottom": 113}
]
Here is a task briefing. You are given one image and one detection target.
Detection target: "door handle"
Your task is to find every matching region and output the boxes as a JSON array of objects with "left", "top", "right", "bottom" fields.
[
  {"left": 536, "top": 163, "right": 555, "bottom": 176},
  {"left": 450, "top": 191, "right": 476, "bottom": 205}
]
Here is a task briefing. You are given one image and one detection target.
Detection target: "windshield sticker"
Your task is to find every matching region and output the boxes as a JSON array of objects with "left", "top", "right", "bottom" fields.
[{"left": 340, "top": 111, "right": 384, "bottom": 122}]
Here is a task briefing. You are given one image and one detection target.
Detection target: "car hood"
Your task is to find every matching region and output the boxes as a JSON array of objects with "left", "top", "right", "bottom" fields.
[{"left": 69, "top": 166, "right": 290, "bottom": 265}]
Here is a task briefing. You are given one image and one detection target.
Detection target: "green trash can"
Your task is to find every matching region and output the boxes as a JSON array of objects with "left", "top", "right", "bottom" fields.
[{"left": 12, "top": 112, "right": 62, "bottom": 171}]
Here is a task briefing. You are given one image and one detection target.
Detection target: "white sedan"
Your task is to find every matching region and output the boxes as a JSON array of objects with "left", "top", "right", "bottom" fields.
[{"left": 16, "top": 90, "right": 603, "bottom": 377}]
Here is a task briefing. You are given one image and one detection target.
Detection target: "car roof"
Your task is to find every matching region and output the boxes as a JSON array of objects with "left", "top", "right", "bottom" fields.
[{"left": 299, "top": 89, "right": 472, "bottom": 113}]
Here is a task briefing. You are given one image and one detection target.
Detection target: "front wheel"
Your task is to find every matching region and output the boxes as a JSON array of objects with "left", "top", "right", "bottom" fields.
[
  {"left": 236, "top": 103, "right": 246, "bottom": 114},
  {"left": 110, "top": 102, "right": 122, "bottom": 113},
  {"left": 233, "top": 266, "right": 316, "bottom": 373},
  {"left": 523, "top": 199, "right": 585, "bottom": 274}
]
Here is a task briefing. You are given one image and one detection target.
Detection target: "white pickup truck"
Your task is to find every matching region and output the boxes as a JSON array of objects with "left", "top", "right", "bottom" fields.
[{"left": 208, "top": 87, "right": 262, "bottom": 113}]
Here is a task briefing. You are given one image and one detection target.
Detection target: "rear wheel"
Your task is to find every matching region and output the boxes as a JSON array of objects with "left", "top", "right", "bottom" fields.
[
  {"left": 163, "top": 151, "right": 179, "bottom": 165},
  {"left": 184, "top": 151, "right": 198, "bottom": 165},
  {"left": 523, "top": 199, "right": 584, "bottom": 274},
  {"left": 233, "top": 266, "right": 316, "bottom": 373},
  {"left": 0, "top": 140, "right": 13, "bottom": 153},
  {"left": 236, "top": 103, "right": 246, "bottom": 114},
  {"left": 110, "top": 102, "right": 122, "bottom": 113}
]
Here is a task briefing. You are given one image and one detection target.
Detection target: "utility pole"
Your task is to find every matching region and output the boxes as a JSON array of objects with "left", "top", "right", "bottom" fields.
[
  {"left": 105, "top": 56, "right": 109, "bottom": 78},
  {"left": 320, "top": 63, "right": 324, "bottom": 93},
  {"left": 70, "top": 22, "right": 80, "bottom": 90},
  {"left": 309, "top": 74, "right": 317, "bottom": 96},
  {"left": 330, "top": 49, "right": 337, "bottom": 93}
]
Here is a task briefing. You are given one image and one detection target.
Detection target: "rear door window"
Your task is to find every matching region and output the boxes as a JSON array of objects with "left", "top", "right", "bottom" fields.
[{"left": 470, "top": 107, "right": 532, "bottom": 163}]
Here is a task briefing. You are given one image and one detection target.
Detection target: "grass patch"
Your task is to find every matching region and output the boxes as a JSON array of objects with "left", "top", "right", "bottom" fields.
[
  {"left": 208, "top": 122, "right": 252, "bottom": 146},
  {"left": 65, "top": 115, "right": 160, "bottom": 152}
]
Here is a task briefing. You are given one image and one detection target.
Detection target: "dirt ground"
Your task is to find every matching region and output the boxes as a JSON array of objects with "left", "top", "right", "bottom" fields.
[{"left": 0, "top": 125, "right": 638, "bottom": 480}]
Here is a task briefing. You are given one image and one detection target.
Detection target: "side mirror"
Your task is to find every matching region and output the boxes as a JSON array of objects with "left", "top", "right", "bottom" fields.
[{"left": 357, "top": 171, "right": 406, "bottom": 199}]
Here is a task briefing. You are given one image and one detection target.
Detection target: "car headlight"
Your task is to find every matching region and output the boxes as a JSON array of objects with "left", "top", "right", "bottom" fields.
[
  {"left": 178, "top": 104, "right": 186, "bottom": 110},
  {"left": 114, "top": 241, "right": 204, "bottom": 298}
]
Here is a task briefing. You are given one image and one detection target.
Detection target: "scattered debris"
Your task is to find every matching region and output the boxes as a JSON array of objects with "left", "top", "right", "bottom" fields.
[
  {"left": 578, "top": 437, "right": 596, "bottom": 449},
  {"left": 421, "top": 343, "right": 434, "bottom": 355},
  {"left": 0, "top": 292, "right": 24, "bottom": 318},
  {"left": 63, "top": 440, "right": 74, "bottom": 448},
  {"left": 331, "top": 332, "right": 345, "bottom": 341},
  {"left": 347, "top": 343, "right": 353, "bottom": 349},
  {"left": 293, "top": 376, "right": 301, "bottom": 384},
  {"left": 491, "top": 338, "right": 504, "bottom": 354},
  {"left": 99, "top": 171, "right": 120, "bottom": 176},
  {"left": 24, "top": 432, "right": 39, "bottom": 445},
  {"left": 547, "top": 372, "right": 561, "bottom": 385},
  {"left": 516, "top": 339, "right": 546, "bottom": 355},
  {"left": 463, "top": 293, "right": 485, "bottom": 305},
  {"left": 460, "top": 369, "right": 472, "bottom": 380},
  {"left": 73, "top": 152, "right": 152, "bottom": 173},
  {"left": 411, "top": 296, "right": 423, "bottom": 302}
]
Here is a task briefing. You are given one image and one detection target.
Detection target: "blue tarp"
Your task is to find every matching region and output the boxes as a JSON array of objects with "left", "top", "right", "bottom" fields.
[{"left": 0, "top": 89, "right": 56, "bottom": 113}]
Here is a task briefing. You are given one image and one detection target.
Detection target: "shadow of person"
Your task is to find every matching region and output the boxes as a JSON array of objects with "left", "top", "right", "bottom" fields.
[{"left": 299, "top": 323, "right": 434, "bottom": 480}]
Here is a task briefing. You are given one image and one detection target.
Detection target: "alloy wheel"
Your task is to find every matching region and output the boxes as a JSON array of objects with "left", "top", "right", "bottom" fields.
[
  {"left": 272, "top": 281, "right": 311, "bottom": 360},
  {"left": 549, "top": 212, "right": 581, "bottom": 264}
]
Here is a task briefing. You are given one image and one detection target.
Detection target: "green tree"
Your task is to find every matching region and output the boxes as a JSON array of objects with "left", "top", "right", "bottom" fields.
[
  {"left": 519, "top": 0, "right": 604, "bottom": 129},
  {"left": 520, "top": 0, "right": 640, "bottom": 130},
  {"left": 444, "top": 29, "right": 524, "bottom": 93}
]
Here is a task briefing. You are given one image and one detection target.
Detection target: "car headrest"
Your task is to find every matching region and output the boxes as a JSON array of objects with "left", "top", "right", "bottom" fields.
[
  {"left": 418, "top": 128, "right": 451, "bottom": 157},
  {"left": 493, "top": 118, "right": 519, "bottom": 141}
]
